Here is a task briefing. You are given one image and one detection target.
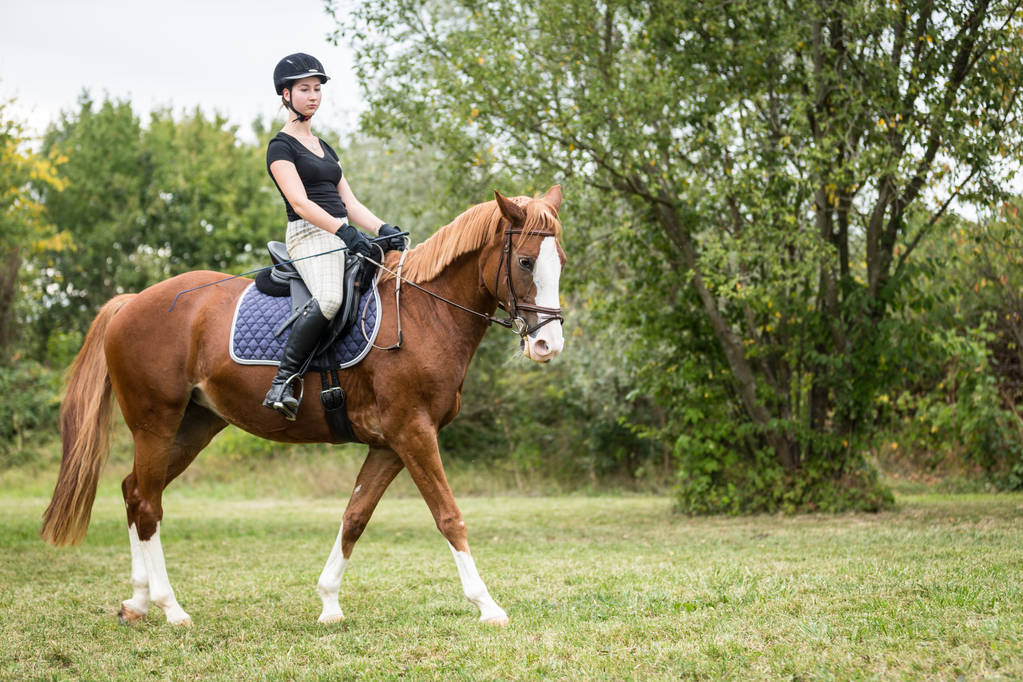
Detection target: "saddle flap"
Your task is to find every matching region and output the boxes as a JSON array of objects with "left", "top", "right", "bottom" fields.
[
  {"left": 257, "top": 241, "right": 373, "bottom": 353},
  {"left": 288, "top": 278, "right": 310, "bottom": 316},
  {"left": 308, "top": 259, "right": 368, "bottom": 355},
  {"left": 265, "top": 241, "right": 303, "bottom": 289},
  {"left": 268, "top": 241, "right": 291, "bottom": 268}
]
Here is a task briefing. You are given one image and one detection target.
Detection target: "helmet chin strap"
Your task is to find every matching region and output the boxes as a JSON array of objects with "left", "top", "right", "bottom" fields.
[{"left": 283, "top": 94, "right": 311, "bottom": 123}]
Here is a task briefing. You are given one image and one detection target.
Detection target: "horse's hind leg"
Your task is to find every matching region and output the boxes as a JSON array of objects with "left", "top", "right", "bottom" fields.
[
  {"left": 119, "top": 400, "right": 226, "bottom": 626},
  {"left": 317, "top": 446, "right": 404, "bottom": 623},
  {"left": 117, "top": 475, "right": 152, "bottom": 624}
]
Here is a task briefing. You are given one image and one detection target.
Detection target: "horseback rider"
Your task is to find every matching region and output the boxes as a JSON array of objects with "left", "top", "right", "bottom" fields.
[{"left": 263, "top": 53, "right": 405, "bottom": 420}]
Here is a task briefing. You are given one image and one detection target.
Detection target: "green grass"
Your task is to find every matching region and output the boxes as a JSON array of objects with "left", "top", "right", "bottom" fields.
[{"left": 1, "top": 470, "right": 1021, "bottom": 679}]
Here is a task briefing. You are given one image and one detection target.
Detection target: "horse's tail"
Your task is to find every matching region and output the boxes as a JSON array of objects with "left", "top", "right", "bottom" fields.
[{"left": 41, "top": 294, "right": 136, "bottom": 546}]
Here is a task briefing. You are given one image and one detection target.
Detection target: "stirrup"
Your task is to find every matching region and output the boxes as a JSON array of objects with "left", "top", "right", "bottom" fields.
[
  {"left": 264, "top": 373, "right": 304, "bottom": 420},
  {"left": 267, "top": 399, "right": 297, "bottom": 421},
  {"left": 284, "top": 372, "right": 305, "bottom": 406},
  {"left": 263, "top": 391, "right": 298, "bottom": 420}
]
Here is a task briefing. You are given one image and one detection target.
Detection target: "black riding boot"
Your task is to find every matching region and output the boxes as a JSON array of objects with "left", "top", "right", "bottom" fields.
[{"left": 263, "top": 299, "right": 329, "bottom": 420}]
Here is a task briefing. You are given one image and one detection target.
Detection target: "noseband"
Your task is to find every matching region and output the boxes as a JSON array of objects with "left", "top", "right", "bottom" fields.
[{"left": 493, "top": 226, "right": 564, "bottom": 338}]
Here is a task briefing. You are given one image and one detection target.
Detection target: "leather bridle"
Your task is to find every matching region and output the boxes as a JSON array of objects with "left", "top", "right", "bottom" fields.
[{"left": 492, "top": 226, "right": 564, "bottom": 337}]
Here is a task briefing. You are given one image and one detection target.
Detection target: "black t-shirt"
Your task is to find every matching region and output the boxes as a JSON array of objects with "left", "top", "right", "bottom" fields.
[{"left": 266, "top": 132, "right": 347, "bottom": 222}]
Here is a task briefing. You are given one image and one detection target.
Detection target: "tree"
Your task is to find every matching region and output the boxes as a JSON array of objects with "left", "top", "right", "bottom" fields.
[
  {"left": 28, "top": 96, "right": 281, "bottom": 356},
  {"left": 30, "top": 95, "right": 152, "bottom": 348},
  {"left": 0, "top": 99, "right": 66, "bottom": 358},
  {"left": 884, "top": 203, "right": 1023, "bottom": 489},
  {"left": 336, "top": 0, "right": 1023, "bottom": 510}
]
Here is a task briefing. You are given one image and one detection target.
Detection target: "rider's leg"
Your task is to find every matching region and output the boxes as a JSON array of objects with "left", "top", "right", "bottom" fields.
[
  {"left": 262, "top": 298, "right": 330, "bottom": 419},
  {"left": 263, "top": 219, "right": 346, "bottom": 420}
]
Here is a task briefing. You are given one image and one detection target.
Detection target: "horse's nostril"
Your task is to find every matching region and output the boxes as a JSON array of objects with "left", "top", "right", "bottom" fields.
[{"left": 534, "top": 339, "right": 549, "bottom": 355}]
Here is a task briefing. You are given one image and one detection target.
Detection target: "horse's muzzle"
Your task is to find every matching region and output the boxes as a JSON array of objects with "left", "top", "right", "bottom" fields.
[{"left": 524, "top": 321, "right": 564, "bottom": 363}]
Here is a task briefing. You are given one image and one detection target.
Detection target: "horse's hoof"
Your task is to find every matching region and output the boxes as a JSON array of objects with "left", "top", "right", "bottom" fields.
[
  {"left": 480, "top": 613, "right": 509, "bottom": 627},
  {"left": 118, "top": 603, "right": 146, "bottom": 625},
  {"left": 317, "top": 610, "right": 345, "bottom": 624},
  {"left": 164, "top": 606, "right": 192, "bottom": 627}
]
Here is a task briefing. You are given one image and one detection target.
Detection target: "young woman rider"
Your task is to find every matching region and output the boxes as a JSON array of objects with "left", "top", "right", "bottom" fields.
[{"left": 263, "top": 53, "right": 404, "bottom": 420}]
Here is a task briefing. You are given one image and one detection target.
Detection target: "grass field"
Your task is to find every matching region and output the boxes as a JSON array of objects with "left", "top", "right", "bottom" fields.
[{"left": 1, "top": 467, "right": 1021, "bottom": 679}]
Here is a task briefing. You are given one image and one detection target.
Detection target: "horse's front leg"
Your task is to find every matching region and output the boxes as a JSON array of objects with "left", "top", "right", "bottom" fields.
[
  {"left": 446, "top": 540, "right": 509, "bottom": 626},
  {"left": 391, "top": 423, "right": 508, "bottom": 626},
  {"left": 317, "top": 446, "right": 404, "bottom": 623}
]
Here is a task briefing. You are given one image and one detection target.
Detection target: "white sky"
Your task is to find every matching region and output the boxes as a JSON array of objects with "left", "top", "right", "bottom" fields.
[{"left": 0, "top": 0, "right": 363, "bottom": 141}]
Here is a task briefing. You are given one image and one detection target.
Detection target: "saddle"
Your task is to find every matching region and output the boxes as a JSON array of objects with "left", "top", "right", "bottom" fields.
[
  {"left": 252, "top": 241, "right": 373, "bottom": 442},
  {"left": 255, "top": 241, "right": 369, "bottom": 351}
]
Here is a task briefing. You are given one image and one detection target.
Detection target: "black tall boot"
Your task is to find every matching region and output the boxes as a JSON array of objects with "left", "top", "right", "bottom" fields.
[{"left": 263, "top": 299, "right": 329, "bottom": 420}]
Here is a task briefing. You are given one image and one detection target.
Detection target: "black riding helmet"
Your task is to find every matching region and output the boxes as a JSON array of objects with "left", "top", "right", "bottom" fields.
[{"left": 273, "top": 53, "right": 330, "bottom": 121}]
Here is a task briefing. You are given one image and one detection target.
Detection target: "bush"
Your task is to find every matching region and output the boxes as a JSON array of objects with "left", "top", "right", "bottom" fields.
[
  {"left": 882, "top": 326, "right": 1023, "bottom": 491},
  {"left": 0, "top": 361, "right": 62, "bottom": 467},
  {"left": 672, "top": 423, "right": 894, "bottom": 515}
]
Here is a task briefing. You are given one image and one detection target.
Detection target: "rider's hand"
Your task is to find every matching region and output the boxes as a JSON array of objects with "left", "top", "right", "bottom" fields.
[
  {"left": 378, "top": 223, "right": 407, "bottom": 252},
  {"left": 337, "top": 223, "right": 375, "bottom": 260}
]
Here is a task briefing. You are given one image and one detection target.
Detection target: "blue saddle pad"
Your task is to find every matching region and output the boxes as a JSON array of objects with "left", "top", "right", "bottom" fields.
[{"left": 229, "top": 281, "right": 381, "bottom": 370}]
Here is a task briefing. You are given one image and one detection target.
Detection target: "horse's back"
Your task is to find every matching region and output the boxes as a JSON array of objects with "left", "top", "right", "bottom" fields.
[
  {"left": 103, "top": 271, "right": 251, "bottom": 398},
  {"left": 112, "top": 271, "right": 247, "bottom": 321}
]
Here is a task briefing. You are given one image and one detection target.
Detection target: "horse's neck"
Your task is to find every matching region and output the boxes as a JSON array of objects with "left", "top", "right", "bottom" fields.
[{"left": 419, "top": 249, "right": 496, "bottom": 357}]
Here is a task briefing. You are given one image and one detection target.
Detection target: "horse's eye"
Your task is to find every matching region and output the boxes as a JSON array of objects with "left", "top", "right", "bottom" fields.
[{"left": 518, "top": 257, "right": 534, "bottom": 271}]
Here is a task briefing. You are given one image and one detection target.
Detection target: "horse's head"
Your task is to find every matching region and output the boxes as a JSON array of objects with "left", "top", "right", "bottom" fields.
[{"left": 487, "top": 186, "right": 566, "bottom": 363}]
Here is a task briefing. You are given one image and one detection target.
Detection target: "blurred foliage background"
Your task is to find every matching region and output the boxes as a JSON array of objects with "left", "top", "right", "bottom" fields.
[{"left": 2, "top": 0, "right": 1023, "bottom": 512}]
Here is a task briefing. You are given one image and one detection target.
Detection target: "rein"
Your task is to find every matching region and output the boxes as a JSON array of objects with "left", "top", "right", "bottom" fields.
[
  {"left": 169, "top": 225, "right": 563, "bottom": 341},
  {"left": 365, "top": 225, "right": 564, "bottom": 341}
]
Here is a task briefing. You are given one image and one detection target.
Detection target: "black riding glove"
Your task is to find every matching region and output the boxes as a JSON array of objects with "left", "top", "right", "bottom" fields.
[
  {"left": 337, "top": 223, "right": 379, "bottom": 292},
  {"left": 337, "top": 223, "right": 374, "bottom": 260},
  {"left": 378, "top": 223, "right": 407, "bottom": 252}
]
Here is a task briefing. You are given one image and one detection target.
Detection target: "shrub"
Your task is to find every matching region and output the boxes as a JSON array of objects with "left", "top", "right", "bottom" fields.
[
  {"left": 878, "top": 325, "right": 1023, "bottom": 491},
  {"left": 0, "top": 361, "right": 62, "bottom": 467}
]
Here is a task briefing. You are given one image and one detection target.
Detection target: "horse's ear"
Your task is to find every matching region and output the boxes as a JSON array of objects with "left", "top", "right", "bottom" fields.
[
  {"left": 542, "top": 185, "right": 562, "bottom": 213},
  {"left": 494, "top": 190, "right": 525, "bottom": 225}
]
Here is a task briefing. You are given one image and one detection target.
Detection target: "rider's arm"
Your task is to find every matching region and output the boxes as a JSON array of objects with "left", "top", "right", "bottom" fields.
[
  {"left": 269, "top": 159, "right": 346, "bottom": 235},
  {"left": 337, "top": 175, "right": 385, "bottom": 236}
]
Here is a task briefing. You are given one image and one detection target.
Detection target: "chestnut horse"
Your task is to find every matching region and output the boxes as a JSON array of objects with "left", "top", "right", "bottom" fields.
[{"left": 40, "top": 187, "right": 566, "bottom": 627}]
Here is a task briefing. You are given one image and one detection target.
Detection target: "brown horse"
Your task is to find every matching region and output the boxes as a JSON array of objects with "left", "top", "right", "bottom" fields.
[{"left": 41, "top": 187, "right": 566, "bottom": 627}]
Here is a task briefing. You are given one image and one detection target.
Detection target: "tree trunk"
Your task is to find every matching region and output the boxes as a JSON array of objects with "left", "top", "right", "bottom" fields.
[
  {"left": 0, "top": 248, "right": 22, "bottom": 358},
  {"left": 652, "top": 199, "right": 799, "bottom": 471}
]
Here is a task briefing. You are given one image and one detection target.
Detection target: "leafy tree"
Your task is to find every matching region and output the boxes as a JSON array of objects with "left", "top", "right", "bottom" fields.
[
  {"left": 0, "top": 99, "right": 66, "bottom": 359},
  {"left": 336, "top": 0, "right": 1023, "bottom": 510},
  {"left": 30, "top": 94, "right": 152, "bottom": 348},
  {"left": 965, "top": 202, "right": 1023, "bottom": 415},
  {"left": 882, "top": 204, "right": 1023, "bottom": 489},
  {"left": 28, "top": 95, "right": 280, "bottom": 357},
  {"left": 142, "top": 108, "right": 281, "bottom": 273}
]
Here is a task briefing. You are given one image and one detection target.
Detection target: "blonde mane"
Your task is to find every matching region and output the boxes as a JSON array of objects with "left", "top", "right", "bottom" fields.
[{"left": 381, "top": 195, "right": 562, "bottom": 284}]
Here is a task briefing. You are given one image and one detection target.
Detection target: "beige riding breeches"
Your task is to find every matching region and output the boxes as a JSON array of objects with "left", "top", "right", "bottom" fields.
[{"left": 285, "top": 218, "right": 347, "bottom": 320}]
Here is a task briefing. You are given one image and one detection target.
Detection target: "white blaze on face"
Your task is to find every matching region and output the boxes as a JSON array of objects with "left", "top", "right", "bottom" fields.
[{"left": 525, "top": 236, "right": 565, "bottom": 362}]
